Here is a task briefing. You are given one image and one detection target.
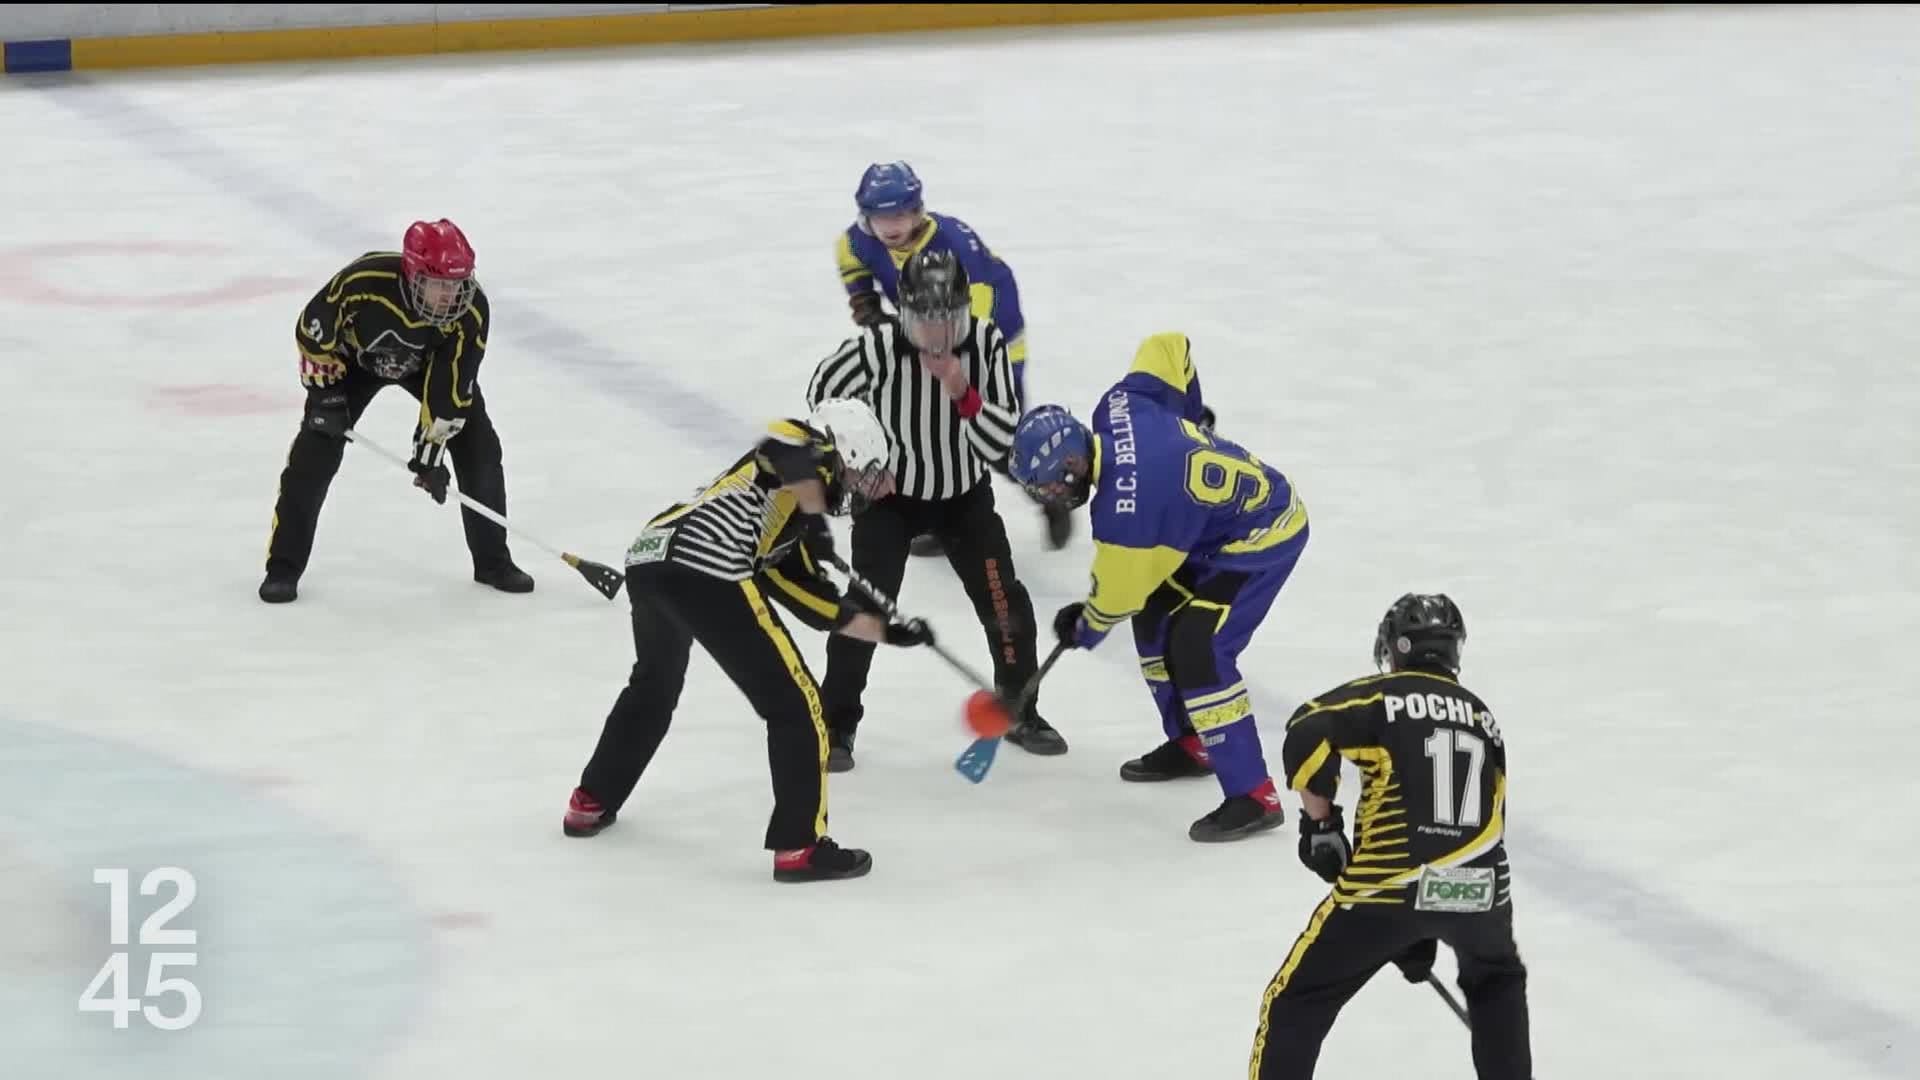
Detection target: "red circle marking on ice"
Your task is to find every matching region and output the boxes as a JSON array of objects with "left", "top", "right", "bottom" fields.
[
  {"left": 148, "top": 385, "right": 290, "bottom": 417},
  {"left": 429, "top": 911, "right": 492, "bottom": 931},
  {"left": 0, "top": 241, "right": 309, "bottom": 309}
]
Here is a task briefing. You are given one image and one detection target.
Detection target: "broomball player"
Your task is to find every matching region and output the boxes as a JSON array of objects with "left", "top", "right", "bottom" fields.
[
  {"left": 562, "top": 399, "right": 934, "bottom": 883},
  {"left": 261, "top": 219, "right": 530, "bottom": 603},
  {"left": 1250, "top": 595, "right": 1533, "bottom": 1080}
]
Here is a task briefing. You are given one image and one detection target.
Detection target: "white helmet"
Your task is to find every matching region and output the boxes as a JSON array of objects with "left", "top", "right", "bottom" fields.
[{"left": 808, "top": 398, "right": 894, "bottom": 515}]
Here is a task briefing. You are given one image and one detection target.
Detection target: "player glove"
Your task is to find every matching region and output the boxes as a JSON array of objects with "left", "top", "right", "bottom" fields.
[
  {"left": 1051, "top": 602, "right": 1086, "bottom": 648},
  {"left": 884, "top": 618, "right": 935, "bottom": 648},
  {"left": 1296, "top": 806, "right": 1351, "bottom": 883},
  {"left": 302, "top": 386, "right": 352, "bottom": 439},
  {"left": 409, "top": 460, "right": 450, "bottom": 504},
  {"left": 849, "top": 290, "right": 886, "bottom": 327},
  {"left": 1392, "top": 939, "right": 1438, "bottom": 984},
  {"left": 1198, "top": 406, "right": 1217, "bottom": 432}
]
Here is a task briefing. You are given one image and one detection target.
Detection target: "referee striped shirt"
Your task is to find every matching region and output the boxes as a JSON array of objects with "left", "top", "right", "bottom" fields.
[{"left": 804, "top": 317, "right": 1020, "bottom": 501}]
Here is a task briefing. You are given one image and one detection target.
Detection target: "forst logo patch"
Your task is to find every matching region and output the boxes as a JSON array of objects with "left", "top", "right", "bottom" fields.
[{"left": 1424, "top": 879, "right": 1489, "bottom": 902}]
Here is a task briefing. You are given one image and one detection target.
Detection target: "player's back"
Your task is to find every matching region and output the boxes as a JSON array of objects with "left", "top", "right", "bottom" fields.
[
  {"left": 1283, "top": 669, "right": 1511, "bottom": 911},
  {"left": 630, "top": 423, "right": 815, "bottom": 581},
  {"left": 1088, "top": 375, "right": 1306, "bottom": 575}
]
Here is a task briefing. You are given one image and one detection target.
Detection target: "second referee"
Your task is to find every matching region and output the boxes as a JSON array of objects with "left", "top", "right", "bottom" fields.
[{"left": 805, "top": 248, "right": 1069, "bottom": 771}]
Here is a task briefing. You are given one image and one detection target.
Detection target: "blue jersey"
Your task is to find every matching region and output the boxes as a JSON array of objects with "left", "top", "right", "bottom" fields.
[
  {"left": 1078, "top": 333, "right": 1309, "bottom": 647},
  {"left": 836, "top": 211, "right": 1028, "bottom": 365}
]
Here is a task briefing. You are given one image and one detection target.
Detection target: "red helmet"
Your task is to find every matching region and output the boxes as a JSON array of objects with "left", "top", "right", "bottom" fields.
[{"left": 400, "top": 219, "right": 477, "bottom": 328}]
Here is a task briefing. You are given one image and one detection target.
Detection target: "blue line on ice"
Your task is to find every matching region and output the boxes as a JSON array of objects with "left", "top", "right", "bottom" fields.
[{"left": 36, "top": 65, "right": 1913, "bottom": 1078}]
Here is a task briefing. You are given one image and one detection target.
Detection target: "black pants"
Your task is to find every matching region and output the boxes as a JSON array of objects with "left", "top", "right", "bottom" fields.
[
  {"left": 1250, "top": 897, "right": 1533, "bottom": 1080},
  {"left": 822, "top": 481, "right": 1039, "bottom": 737},
  {"left": 266, "top": 366, "right": 511, "bottom": 579},
  {"left": 577, "top": 562, "right": 830, "bottom": 851}
]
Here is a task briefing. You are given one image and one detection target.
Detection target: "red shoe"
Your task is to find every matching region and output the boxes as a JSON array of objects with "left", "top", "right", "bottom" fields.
[
  {"left": 562, "top": 787, "right": 616, "bottom": 838},
  {"left": 772, "top": 837, "right": 873, "bottom": 882}
]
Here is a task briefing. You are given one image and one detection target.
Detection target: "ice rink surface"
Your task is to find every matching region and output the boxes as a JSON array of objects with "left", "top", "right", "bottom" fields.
[{"left": 2, "top": 3, "right": 1916, "bottom": 1077}]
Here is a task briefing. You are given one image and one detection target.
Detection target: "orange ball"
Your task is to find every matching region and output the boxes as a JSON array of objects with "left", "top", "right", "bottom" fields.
[{"left": 964, "top": 690, "right": 1012, "bottom": 738}]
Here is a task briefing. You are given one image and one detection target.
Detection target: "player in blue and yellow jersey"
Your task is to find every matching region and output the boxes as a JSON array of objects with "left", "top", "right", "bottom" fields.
[
  {"left": 836, "top": 161, "right": 1073, "bottom": 550},
  {"left": 1008, "top": 333, "right": 1311, "bottom": 842}
]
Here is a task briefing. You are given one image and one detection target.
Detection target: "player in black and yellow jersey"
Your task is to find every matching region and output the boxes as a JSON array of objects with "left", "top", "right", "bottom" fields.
[
  {"left": 261, "top": 219, "right": 530, "bottom": 603},
  {"left": 561, "top": 399, "right": 932, "bottom": 883},
  {"left": 1249, "top": 594, "right": 1533, "bottom": 1080}
]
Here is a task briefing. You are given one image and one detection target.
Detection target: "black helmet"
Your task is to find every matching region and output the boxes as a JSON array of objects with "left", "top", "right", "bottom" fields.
[
  {"left": 1373, "top": 593, "right": 1466, "bottom": 673},
  {"left": 898, "top": 248, "right": 971, "bottom": 352}
]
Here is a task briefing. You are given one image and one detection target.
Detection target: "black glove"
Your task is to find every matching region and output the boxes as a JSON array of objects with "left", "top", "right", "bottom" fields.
[
  {"left": 849, "top": 290, "right": 887, "bottom": 327},
  {"left": 409, "top": 460, "right": 450, "bottom": 504},
  {"left": 1198, "top": 405, "right": 1217, "bottom": 433},
  {"left": 798, "top": 512, "right": 838, "bottom": 568},
  {"left": 1052, "top": 602, "right": 1086, "bottom": 648},
  {"left": 884, "top": 618, "right": 935, "bottom": 648},
  {"left": 302, "top": 386, "right": 352, "bottom": 439},
  {"left": 1295, "top": 806, "right": 1351, "bottom": 883},
  {"left": 1393, "top": 939, "right": 1437, "bottom": 984}
]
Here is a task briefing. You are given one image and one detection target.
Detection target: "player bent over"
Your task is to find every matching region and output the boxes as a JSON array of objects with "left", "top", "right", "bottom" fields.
[
  {"left": 561, "top": 400, "right": 933, "bottom": 883},
  {"left": 261, "top": 219, "right": 530, "bottom": 603},
  {"left": 1249, "top": 595, "right": 1533, "bottom": 1079},
  {"left": 1010, "top": 333, "right": 1308, "bottom": 842}
]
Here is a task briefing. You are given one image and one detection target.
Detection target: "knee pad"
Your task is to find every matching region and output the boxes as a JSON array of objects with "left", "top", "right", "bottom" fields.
[{"left": 1164, "top": 605, "right": 1224, "bottom": 688}]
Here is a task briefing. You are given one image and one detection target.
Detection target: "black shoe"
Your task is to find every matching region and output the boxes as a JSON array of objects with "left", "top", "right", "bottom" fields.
[
  {"left": 475, "top": 562, "right": 535, "bottom": 593},
  {"left": 1042, "top": 504, "right": 1074, "bottom": 550},
  {"left": 827, "top": 730, "right": 856, "bottom": 774},
  {"left": 258, "top": 575, "right": 298, "bottom": 604},
  {"left": 773, "top": 836, "right": 873, "bottom": 882},
  {"left": 1120, "top": 737, "right": 1214, "bottom": 783},
  {"left": 1188, "top": 781, "right": 1286, "bottom": 843},
  {"left": 909, "top": 533, "right": 946, "bottom": 558},
  {"left": 1005, "top": 714, "right": 1069, "bottom": 756}
]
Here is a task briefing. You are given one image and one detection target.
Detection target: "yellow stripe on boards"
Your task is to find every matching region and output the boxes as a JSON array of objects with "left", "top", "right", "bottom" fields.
[{"left": 67, "top": 5, "right": 1432, "bottom": 73}]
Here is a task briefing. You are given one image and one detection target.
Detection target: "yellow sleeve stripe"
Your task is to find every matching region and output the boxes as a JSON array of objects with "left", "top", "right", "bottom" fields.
[
  {"left": 765, "top": 567, "right": 839, "bottom": 623},
  {"left": 968, "top": 282, "right": 996, "bottom": 319},
  {"left": 1086, "top": 541, "right": 1189, "bottom": 628},
  {"left": 1289, "top": 741, "right": 1333, "bottom": 791},
  {"left": 449, "top": 331, "right": 472, "bottom": 409},
  {"left": 836, "top": 233, "right": 871, "bottom": 284},
  {"left": 1008, "top": 334, "right": 1028, "bottom": 365}
]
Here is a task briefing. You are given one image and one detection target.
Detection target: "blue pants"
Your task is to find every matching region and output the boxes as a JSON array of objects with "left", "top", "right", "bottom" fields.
[{"left": 1129, "top": 542, "right": 1305, "bottom": 798}]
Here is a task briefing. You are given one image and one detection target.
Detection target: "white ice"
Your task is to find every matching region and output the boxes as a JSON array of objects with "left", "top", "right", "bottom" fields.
[{"left": 1, "top": 4, "right": 1916, "bottom": 1078}]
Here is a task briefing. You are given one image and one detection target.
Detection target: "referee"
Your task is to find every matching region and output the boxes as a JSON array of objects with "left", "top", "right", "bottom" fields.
[{"left": 805, "top": 248, "right": 1068, "bottom": 771}]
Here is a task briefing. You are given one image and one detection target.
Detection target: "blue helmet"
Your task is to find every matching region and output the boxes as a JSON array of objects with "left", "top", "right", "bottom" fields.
[
  {"left": 855, "top": 161, "right": 924, "bottom": 216},
  {"left": 1009, "top": 406, "right": 1095, "bottom": 510}
]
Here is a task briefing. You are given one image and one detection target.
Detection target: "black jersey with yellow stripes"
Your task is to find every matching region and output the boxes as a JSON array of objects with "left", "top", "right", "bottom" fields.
[
  {"left": 626, "top": 420, "right": 851, "bottom": 633},
  {"left": 294, "top": 252, "right": 489, "bottom": 434},
  {"left": 1281, "top": 668, "right": 1511, "bottom": 910}
]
